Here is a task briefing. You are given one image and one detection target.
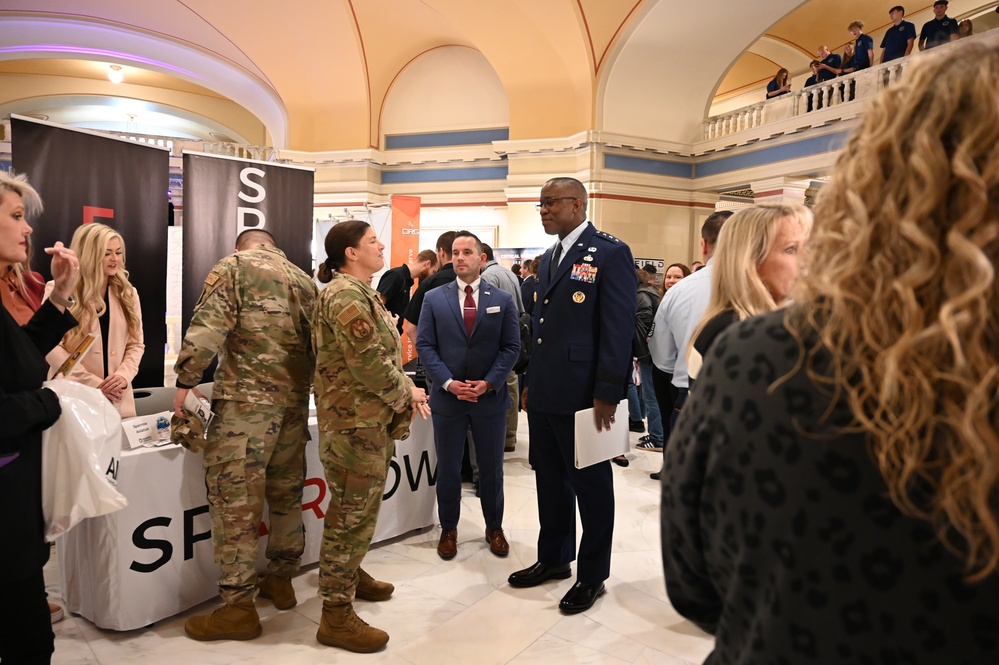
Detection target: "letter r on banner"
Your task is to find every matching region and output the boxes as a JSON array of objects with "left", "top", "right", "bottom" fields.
[{"left": 84, "top": 206, "right": 114, "bottom": 225}]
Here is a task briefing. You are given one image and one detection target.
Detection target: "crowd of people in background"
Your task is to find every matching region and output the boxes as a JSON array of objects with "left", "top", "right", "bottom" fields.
[
  {"left": 3, "top": 25, "right": 998, "bottom": 665},
  {"left": 768, "top": 1, "right": 969, "bottom": 102}
]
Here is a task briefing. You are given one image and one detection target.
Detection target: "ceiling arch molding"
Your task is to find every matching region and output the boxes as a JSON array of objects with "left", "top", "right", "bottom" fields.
[
  {"left": 379, "top": 45, "right": 509, "bottom": 148},
  {"left": 0, "top": 94, "right": 253, "bottom": 143},
  {"left": 596, "top": 0, "right": 811, "bottom": 144},
  {"left": 749, "top": 36, "right": 813, "bottom": 77},
  {"left": 0, "top": 15, "right": 288, "bottom": 147}
]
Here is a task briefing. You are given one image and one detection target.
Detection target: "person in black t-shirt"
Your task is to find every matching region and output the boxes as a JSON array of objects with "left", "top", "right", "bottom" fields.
[
  {"left": 376, "top": 248, "right": 437, "bottom": 332},
  {"left": 403, "top": 230, "right": 456, "bottom": 340}
]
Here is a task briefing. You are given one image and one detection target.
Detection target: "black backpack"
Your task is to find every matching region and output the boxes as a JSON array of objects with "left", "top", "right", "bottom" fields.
[{"left": 513, "top": 311, "right": 533, "bottom": 374}]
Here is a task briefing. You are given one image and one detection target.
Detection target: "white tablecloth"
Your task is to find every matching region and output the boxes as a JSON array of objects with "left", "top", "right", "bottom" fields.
[{"left": 59, "top": 417, "right": 437, "bottom": 630}]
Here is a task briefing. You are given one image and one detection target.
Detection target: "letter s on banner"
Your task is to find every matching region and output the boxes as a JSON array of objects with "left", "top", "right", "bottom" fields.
[{"left": 238, "top": 167, "right": 266, "bottom": 203}]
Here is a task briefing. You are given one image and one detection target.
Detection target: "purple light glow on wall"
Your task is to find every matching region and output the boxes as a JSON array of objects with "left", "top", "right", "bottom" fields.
[{"left": 0, "top": 44, "right": 201, "bottom": 80}]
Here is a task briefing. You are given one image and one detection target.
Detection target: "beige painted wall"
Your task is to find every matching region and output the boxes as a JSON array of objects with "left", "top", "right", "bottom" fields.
[
  {"left": 380, "top": 46, "right": 509, "bottom": 143},
  {"left": 591, "top": 198, "right": 700, "bottom": 267}
]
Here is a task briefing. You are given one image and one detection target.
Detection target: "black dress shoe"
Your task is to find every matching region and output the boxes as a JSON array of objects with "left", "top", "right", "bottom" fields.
[
  {"left": 508, "top": 562, "right": 571, "bottom": 588},
  {"left": 650, "top": 471, "right": 661, "bottom": 480},
  {"left": 558, "top": 581, "right": 606, "bottom": 614}
]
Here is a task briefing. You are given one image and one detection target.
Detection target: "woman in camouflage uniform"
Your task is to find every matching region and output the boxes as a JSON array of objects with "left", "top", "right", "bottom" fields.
[{"left": 311, "top": 220, "right": 429, "bottom": 653}]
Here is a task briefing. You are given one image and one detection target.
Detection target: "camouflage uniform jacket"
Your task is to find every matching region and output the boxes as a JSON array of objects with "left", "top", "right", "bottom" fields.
[
  {"left": 312, "top": 271, "right": 413, "bottom": 430},
  {"left": 174, "top": 245, "right": 317, "bottom": 407}
]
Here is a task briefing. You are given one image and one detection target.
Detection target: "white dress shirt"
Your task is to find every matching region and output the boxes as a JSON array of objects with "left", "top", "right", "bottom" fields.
[
  {"left": 442, "top": 277, "right": 481, "bottom": 391},
  {"left": 648, "top": 259, "right": 714, "bottom": 389},
  {"left": 551, "top": 221, "right": 590, "bottom": 270}
]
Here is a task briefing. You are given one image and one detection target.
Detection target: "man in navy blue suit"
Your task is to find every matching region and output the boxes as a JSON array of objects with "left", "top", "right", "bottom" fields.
[
  {"left": 509, "top": 177, "right": 636, "bottom": 614},
  {"left": 416, "top": 231, "right": 520, "bottom": 561}
]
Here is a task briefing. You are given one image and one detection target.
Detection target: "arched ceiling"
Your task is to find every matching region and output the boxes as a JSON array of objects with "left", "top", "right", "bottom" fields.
[
  {"left": 2, "top": 1, "right": 992, "bottom": 151},
  {"left": 0, "top": 0, "right": 644, "bottom": 151}
]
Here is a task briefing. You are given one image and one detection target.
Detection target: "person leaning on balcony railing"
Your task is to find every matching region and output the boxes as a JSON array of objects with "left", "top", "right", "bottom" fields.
[
  {"left": 815, "top": 45, "right": 841, "bottom": 82},
  {"left": 841, "top": 21, "right": 874, "bottom": 74},
  {"left": 880, "top": 5, "right": 916, "bottom": 63},
  {"left": 919, "top": 0, "right": 960, "bottom": 50},
  {"left": 765, "top": 68, "right": 791, "bottom": 99},
  {"left": 834, "top": 43, "right": 856, "bottom": 102},
  {"left": 804, "top": 61, "right": 823, "bottom": 112}
]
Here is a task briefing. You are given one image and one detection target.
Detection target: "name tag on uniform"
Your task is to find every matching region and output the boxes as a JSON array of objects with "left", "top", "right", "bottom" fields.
[
  {"left": 571, "top": 263, "right": 597, "bottom": 283},
  {"left": 486, "top": 306, "right": 501, "bottom": 314}
]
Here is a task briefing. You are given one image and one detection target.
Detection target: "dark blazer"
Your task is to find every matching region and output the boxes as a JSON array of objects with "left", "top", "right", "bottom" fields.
[
  {"left": 0, "top": 301, "right": 77, "bottom": 577},
  {"left": 520, "top": 274, "right": 537, "bottom": 316},
  {"left": 527, "top": 222, "right": 636, "bottom": 414},
  {"left": 416, "top": 280, "right": 520, "bottom": 416}
]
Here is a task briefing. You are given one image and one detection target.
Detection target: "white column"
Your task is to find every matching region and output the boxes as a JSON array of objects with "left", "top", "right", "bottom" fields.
[{"left": 751, "top": 177, "right": 810, "bottom": 205}]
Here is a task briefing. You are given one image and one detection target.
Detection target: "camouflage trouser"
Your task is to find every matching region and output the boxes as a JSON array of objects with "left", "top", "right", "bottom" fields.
[
  {"left": 203, "top": 399, "right": 308, "bottom": 604},
  {"left": 317, "top": 425, "right": 394, "bottom": 605}
]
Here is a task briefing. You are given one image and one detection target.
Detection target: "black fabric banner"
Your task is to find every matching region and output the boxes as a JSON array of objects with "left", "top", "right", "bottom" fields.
[
  {"left": 180, "top": 153, "right": 315, "bottom": 337},
  {"left": 10, "top": 116, "right": 170, "bottom": 389}
]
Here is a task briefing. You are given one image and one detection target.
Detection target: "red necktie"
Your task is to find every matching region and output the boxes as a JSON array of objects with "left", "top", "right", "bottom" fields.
[{"left": 463, "top": 284, "right": 476, "bottom": 336}]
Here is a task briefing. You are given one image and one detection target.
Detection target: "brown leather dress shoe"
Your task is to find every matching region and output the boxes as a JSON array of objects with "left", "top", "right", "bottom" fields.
[
  {"left": 437, "top": 529, "right": 457, "bottom": 560},
  {"left": 485, "top": 528, "right": 509, "bottom": 557}
]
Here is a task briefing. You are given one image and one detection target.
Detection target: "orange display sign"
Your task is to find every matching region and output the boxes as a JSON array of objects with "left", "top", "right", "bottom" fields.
[{"left": 390, "top": 195, "right": 420, "bottom": 363}]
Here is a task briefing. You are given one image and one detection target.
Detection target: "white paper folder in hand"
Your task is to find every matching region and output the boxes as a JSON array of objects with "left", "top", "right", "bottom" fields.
[{"left": 574, "top": 399, "right": 630, "bottom": 468}]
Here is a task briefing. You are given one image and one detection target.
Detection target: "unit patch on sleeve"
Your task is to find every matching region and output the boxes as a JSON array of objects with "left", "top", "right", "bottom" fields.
[{"left": 350, "top": 318, "right": 373, "bottom": 342}]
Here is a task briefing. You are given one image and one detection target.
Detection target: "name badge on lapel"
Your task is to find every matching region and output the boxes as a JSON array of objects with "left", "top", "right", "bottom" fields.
[{"left": 570, "top": 263, "right": 597, "bottom": 283}]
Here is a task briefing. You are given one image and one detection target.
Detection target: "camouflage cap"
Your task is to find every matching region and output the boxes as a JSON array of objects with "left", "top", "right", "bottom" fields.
[{"left": 171, "top": 413, "right": 208, "bottom": 453}]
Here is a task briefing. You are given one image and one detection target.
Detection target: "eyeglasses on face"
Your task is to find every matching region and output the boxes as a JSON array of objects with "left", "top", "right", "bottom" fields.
[{"left": 535, "top": 197, "right": 579, "bottom": 211}]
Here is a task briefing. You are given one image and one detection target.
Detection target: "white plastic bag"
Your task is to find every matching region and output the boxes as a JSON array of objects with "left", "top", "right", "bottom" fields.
[{"left": 42, "top": 378, "right": 128, "bottom": 541}]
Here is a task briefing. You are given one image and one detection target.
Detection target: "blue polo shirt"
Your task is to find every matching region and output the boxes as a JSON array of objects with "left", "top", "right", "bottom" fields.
[
  {"left": 766, "top": 79, "right": 788, "bottom": 98},
  {"left": 881, "top": 20, "right": 916, "bottom": 61},
  {"left": 920, "top": 16, "right": 959, "bottom": 49},
  {"left": 819, "top": 53, "right": 841, "bottom": 82},
  {"left": 853, "top": 34, "right": 874, "bottom": 70}
]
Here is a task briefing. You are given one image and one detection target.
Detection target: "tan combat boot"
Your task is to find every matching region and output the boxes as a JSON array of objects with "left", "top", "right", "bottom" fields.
[
  {"left": 184, "top": 600, "right": 261, "bottom": 641},
  {"left": 356, "top": 567, "right": 394, "bottom": 602},
  {"left": 257, "top": 574, "right": 297, "bottom": 609},
  {"left": 317, "top": 601, "right": 389, "bottom": 652}
]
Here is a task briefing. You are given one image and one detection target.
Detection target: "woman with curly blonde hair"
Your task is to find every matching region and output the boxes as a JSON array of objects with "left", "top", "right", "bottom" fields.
[
  {"left": 46, "top": 223, "right": 144, "bottom": 416},
  {"left": 663, "top": 35, "right": 999, "bottom": 664}
]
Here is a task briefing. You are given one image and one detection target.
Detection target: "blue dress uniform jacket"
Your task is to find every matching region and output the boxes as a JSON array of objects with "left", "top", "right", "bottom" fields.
[
  {"left": 527, "top": 222, "right": 636, "bottom": 413},
  {"left": 524, "top": 221, "right": 636, "bottom": 584}
]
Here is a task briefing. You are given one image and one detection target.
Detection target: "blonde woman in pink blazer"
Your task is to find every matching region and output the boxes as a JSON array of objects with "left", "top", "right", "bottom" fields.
[{"left": 46, "top": 223, "right": 144, "bottom": 417}]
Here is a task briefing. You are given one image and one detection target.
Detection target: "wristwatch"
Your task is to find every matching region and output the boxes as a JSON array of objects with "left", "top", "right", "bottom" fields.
[{"left": 49, "top": 292, "right": 76, "bottom": 309}]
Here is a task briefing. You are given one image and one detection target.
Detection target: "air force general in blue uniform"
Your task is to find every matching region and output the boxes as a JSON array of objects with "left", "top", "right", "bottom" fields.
[
  {"left": 416, "top": 231, "right": 520, "bottom": 560},
  {"left": 509, "top": 177, "right": 636, "bottom": 614}
]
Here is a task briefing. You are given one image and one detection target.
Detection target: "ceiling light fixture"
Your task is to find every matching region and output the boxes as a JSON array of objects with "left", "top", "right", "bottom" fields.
[{"left": 108, "top": 64, "right": 123, "bottom": 84}]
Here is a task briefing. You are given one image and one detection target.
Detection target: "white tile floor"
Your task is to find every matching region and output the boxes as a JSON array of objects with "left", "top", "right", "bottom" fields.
[{"left": 46, "top": 418, "right": 714, "bottom": 665}]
